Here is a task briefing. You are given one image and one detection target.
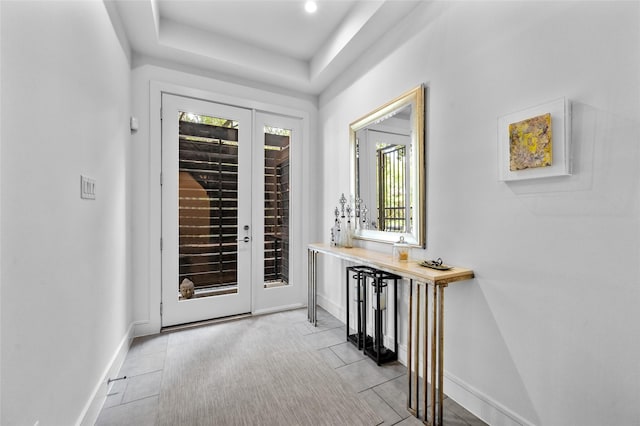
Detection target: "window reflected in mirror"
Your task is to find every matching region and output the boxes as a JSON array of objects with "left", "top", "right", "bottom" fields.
[
  {"left": 377, "top": 142, "right": 408, "bottom": 232},
  {"left": 350, "top": 85, "right": 425, "bottom": 247}
]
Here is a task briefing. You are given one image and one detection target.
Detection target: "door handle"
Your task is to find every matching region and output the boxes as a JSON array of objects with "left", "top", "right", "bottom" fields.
[{"left": 237, "top": 225, "right": 250, "bottom": 243}]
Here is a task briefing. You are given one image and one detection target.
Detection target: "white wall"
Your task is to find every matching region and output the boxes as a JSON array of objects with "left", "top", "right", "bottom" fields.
[
  {"left": 0, "top": 2, "right": 132, "bottom": 425},
  {"left": 130, "top": 61, "right": 319, "bottom": 336},
  {"left": 318, "top": 2, "right": 640, "bottom": 425},
  {"left": 0, "top": 2, "right": 3, "bottom": 422}
]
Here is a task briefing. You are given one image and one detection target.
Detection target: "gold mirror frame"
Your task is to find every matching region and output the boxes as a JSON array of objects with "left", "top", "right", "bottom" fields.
[{"left": 350, "top": 85, "right": 425, "bottom": 247}]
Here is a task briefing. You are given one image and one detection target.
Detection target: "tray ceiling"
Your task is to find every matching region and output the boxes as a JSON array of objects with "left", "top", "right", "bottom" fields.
[{"left": 112, "top": 0, "right": 422, "bottom": 95}]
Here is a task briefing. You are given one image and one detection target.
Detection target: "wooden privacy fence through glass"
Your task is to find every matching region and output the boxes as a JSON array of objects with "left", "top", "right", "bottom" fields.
[{"left": 177, "top": 117, "right": 291, "bottom": 297}]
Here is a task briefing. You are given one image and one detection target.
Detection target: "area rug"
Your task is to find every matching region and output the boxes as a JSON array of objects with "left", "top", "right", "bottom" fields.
[{"left": 157, "top": 314, "right": 383, "bottom": 425}]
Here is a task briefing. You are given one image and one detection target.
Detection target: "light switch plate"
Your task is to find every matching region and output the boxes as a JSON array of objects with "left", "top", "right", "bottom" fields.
[{"left": 81, "top": 175, "right": 96, "bottom": 200}]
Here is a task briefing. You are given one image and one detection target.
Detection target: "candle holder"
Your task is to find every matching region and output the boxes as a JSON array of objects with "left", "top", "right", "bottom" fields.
[
  {"left": 345, "top": 265, "right": 376, "bottom": 350},
  {"left": 362, "top": 268, "right": 399, "bottom": 365},
  {"left": 332, "top": 207, "right": 341, "bottom": 247},
  {"left": 339, "top": 193, "right": 347, "bottom": 217},
  {"left": 392, "top": 236, "right": 410, "bottom": 261}
]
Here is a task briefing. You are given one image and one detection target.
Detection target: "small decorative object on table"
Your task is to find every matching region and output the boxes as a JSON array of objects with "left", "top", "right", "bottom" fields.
[
  {"left": 392, "top": 236, "right": 410, "bottom": 261},
  {"left": 339, "top": 193, "right": 347, "bottom": 216},
  {"left": 344, "top": 201, "right": 353, "bottom": 248},
  {"left": 331, "top": 193, "right": 372, "bottom": 243},
  {"left": 331, "top": 193, "right": 356, "bottom": 248},
  {"left": 331, "top": 207, "right": 341, "bottom": 247},
  {"left": 419, "top": 257, "right": 452, "bottom": 270},
  {"left": 360, "top": 202, "right": 369, "bottom": 230}
]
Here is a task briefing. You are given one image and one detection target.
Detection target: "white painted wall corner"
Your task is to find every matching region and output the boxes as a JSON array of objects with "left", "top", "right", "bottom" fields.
[{"left": 77, "top": 323, "right": 135, "bottom": 426}]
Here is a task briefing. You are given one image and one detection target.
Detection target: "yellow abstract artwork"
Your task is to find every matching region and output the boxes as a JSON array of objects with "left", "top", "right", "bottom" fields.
[{"left": 509, "top": 113, "right": 552, "bottom": 171}]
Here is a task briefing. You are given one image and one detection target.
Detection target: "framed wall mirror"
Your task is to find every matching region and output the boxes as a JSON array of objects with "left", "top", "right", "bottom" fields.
[{"left": 350, "top": 85, "right": 425, "bottom": 247}]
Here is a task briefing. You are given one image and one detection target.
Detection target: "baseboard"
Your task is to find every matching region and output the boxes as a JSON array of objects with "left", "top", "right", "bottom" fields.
[
  {"left": 316, "top": 293, "right": 344, "bottom": 320},
  {"left": 77, "top": 322, "right": 135, "bottom": 426},
  {"left": 444, "top": 372, "right": 535, "bottom": 426},
  {"left": 386, "top": 337, "right": 408, "bottom": 366},
  {"left": 133, "top": 319, "right": 159, "bottom": 338}
]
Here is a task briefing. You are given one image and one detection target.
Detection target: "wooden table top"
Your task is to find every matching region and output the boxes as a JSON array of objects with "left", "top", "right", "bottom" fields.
[{"left": 309, "top": 243, "right": 474, "bottom": 286}]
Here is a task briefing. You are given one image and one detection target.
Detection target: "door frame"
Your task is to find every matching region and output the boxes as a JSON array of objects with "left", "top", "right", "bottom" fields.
[{"left": 141, "top": 80, "right": 311, "bottom": 334}]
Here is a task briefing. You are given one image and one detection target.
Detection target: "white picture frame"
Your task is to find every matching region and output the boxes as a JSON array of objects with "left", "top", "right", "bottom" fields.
[{"left": 497, "top": 97, "right": 571, "bottom": 181}]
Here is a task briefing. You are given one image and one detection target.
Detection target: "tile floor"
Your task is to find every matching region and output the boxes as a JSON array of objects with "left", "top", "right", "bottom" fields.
[{"left": 96, "top": 308, "right": 487, "bottom": 426}]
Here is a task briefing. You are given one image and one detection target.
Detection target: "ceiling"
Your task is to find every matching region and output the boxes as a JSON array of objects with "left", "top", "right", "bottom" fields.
[{"left": 113, "top": 0, "right": 423, "bottom": 95}]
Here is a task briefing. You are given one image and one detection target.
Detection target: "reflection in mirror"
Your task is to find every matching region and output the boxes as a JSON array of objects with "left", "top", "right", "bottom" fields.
[{"left": 350, "top": 86, "right": 425, "bottom": 247}]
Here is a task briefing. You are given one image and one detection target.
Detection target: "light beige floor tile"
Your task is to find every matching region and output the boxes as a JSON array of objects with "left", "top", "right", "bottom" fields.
[
  {"left": 274, "top": 307, "right": 308, "bottom": 322},
  {"left": 292, "top": 320, "right": 319, "bottom": 335},
  {"left": 96, "top": 307, "right": 485, "bottom": 426},
  {"left": 444, "top": 398, "right": 489, "bottom": 426},
  {"left": 393, "top": 414, "right": 425, "bottom": 425},
  {"left": 302, "top": 325, "right": 345, "bottom": 349},
  {"left": 96, "top": 395, "right": 158, "bottom": 426},
  {"left": 318, "top": 347, "right": 346, "bottom": 369},
  {"left": 401, "top": 400, "right": 470, "bottom": 426},
  {"left": 102, "top": 379, "right": 127, "bottom": 409},
  {"left": 372, "top": 374, "right": 412, "bottom": 419},
  {"left": 330, "top": 341, "right": 368, "bottom": 364},
  {"left": 122, "top": 370, "right": 163, "bottom": 403},
  {"left": 441, "top": 409, "right": 470, "bottom": 426},
  {"left": 308, "top": 316, "right": 345, "bottom": 333},
  {"left": 119, "top": 351, "right": 165, "bottom": 377},
  {"left": 165, "top": 317, "right": 252, "bottom": 346},
  {"left": 127, "top": 333, "right": 168, "bottom": 358},
  {"left": 335, "top": 358, "right": 405, "bottom": 393},
  {"left": 375, "top": 360, "right": 406, "bottom": 379},
  {"left": 360, "top": 388, "right": 403, "bottom": 425}
]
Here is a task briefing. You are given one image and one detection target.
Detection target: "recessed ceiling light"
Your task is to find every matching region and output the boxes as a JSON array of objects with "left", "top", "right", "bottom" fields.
[{"left": 305, "top": 1, "right": 317, "bottom": 14}]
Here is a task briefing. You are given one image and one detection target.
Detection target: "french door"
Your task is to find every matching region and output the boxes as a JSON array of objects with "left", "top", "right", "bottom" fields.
[
  {"left": 161, "top": 94, "right": 252, "bottom": 327},
  {"left": 252, "top": 112, "right": 301, "bottom": 313}
]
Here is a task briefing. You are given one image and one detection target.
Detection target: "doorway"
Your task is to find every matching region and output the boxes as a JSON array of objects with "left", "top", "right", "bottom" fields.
[
  {"left": 161, "top": 95, "right": 252, "bottom": 327},
  {"left": 161, "top": 95, "right": 302, "bottom": 327}
]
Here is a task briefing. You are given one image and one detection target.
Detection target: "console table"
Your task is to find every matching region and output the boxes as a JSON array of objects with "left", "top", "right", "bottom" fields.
[{"left": 307, "top": 243, "right": 474, "bottom": 426}]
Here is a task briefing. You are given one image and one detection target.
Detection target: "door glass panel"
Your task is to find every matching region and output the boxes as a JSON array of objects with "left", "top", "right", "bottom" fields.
[
  {"left": 263, "top": 126, "right": 290, "bottom": 288},
  {"left": 178, "top": 112, "right": 239, "bottom": 300}
]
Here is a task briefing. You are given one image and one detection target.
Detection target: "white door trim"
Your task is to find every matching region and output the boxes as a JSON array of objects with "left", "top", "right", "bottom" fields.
[{"left": 136, "top": 79, "right": 311, "bottom": 335}]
